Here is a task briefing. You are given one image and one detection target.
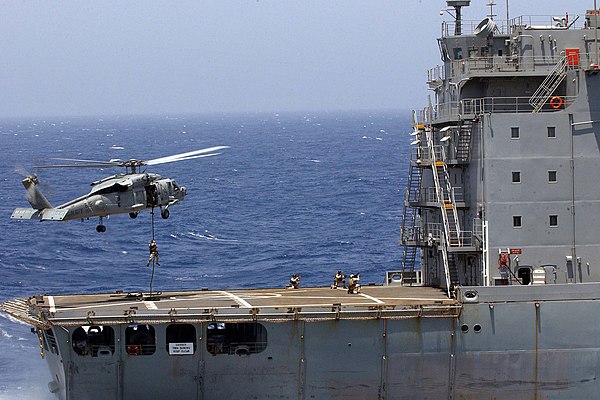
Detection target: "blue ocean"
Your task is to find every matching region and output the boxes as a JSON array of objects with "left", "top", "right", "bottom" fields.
[{"left": 0, "top": 111, "right": 410, "bottom": 399}]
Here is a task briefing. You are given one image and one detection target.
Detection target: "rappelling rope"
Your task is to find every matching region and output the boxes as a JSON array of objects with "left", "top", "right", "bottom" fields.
[{"left": 149, "top": 207, "right": 156, "bottom": 294}]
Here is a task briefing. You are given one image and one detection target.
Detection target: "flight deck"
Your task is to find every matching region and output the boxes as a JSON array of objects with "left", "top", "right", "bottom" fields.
[{"left": 1, "top": 285, "right": 459, "bottom": 328}]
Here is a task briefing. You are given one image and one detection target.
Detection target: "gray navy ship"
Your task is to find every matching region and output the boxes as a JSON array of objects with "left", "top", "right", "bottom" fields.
[{"left": 4, "top": 1, "right": 600, "bottom": 399}]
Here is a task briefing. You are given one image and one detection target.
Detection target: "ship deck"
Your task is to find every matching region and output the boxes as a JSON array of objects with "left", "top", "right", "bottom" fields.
[{"left": 1, "top": 285, "right": 460, "bottom": 327}]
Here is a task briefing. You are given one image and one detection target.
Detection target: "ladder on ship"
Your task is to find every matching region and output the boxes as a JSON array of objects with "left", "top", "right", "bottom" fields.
[
  {"left": 529, "top": 55, "right": 568, "bottom": 113},
  {"left": 456, "top": 122, "right": 473, "bottom": 163},
  {"left": 426, "top": 127, "right": 461, "bottom": 295},
  {"left": 400, "top": 155, "right": 423, "bottom": 273}
]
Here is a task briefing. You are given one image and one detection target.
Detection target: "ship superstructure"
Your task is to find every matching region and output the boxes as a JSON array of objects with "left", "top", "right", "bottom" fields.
[{"left": 400, "top": 1, "right": 600, "bottom": 294}]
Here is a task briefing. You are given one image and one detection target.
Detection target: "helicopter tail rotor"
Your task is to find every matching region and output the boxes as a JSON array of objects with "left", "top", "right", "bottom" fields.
[{"left": 21, "top": 175, "right": 52, "bottom": 210}]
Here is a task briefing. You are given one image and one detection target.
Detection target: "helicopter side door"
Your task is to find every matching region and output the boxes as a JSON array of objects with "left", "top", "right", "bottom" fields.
[{"left": 153, "top": 180, "right": 173, "bottom": 206}]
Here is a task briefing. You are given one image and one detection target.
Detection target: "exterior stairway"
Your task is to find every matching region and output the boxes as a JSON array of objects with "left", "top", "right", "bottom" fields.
[
  {"left": 400, "top": 148, "right": 423, "bottom": 273},
  {"left": 456, "top": 122, "right": 473, "bottom": 163},
  {"left": 529, "top": 55, "right": 567, "bottom": 113},
  {"left": 426, "top": 127, "right": 462, "bottom": 296}
]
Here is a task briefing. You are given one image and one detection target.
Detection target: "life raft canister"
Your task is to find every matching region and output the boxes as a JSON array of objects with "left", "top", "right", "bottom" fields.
[{"left": 549, "top": 96, "right": 563, "bottom": 109}]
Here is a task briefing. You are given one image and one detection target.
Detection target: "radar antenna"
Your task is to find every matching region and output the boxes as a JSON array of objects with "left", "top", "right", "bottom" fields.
[{"left": 446, "top": 1, "right": 471, "bottom": 36}]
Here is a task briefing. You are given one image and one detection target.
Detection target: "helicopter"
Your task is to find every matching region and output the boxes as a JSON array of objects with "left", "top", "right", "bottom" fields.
[{"left": 11, "top": 146, "right": 228, "bottom": 232}]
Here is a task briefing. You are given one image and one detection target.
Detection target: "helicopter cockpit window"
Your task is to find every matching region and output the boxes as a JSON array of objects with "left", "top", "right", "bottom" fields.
[
  {"left": 72, "top": 325, "right": 115, "bottom": 357},
  {"left": 206, "top": 322, "right": 267, "bottom": 356},
  {"left": 125, "top": 324, "right": 156, "bottom": 356}
]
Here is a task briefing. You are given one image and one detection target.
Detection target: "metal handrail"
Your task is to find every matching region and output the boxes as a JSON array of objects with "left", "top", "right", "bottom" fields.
[{"left": 441, "top": 14, "right": 585, "bottom": 37}]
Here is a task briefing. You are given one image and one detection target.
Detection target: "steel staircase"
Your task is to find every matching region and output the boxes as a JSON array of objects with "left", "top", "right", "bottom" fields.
[
  {"left": 456, "top": 122, "right": 473, "bottom": 163},
  {"left": 529, "top": 55, "right": 567, "bottom": 113},
  {"left": 400, "top": 155, "right": 423, "bottom": 273},
  {"left": 426, "top": 127, "right": 462, "bottom": 295}
]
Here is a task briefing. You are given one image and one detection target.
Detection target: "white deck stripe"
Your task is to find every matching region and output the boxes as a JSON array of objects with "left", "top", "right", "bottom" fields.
[
  {"left": 48, "top": 296, "right": 56, "bottom": 313},
  {"left": 218, "top": 291, "right": 253, "bottom": 308},
  {"left": 144, "top": 301, "right": 158, "bottom": 310},
  {"left": 358, "top": 293, "right": 385, "bottom": 304}
]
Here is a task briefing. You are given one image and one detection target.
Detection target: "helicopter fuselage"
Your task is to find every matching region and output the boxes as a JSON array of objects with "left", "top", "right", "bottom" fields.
[
  {"left": 11, "top": 173, "right": 187, "bottom": 225},
  {"left": 60, "top": 173, "right": 187, "bottom": 220}
]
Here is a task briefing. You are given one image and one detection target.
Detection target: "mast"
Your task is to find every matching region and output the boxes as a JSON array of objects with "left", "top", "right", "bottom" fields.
[{"left": 446, "top": 1, "right": 471, "bottom": 36}]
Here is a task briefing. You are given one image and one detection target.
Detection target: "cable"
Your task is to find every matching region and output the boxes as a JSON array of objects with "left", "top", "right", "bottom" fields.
[{"left": 149, "top": 207, "right": 156, "bottom": 294}]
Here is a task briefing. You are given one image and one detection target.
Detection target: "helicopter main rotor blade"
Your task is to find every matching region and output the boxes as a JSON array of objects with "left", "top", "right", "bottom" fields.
[
  {"left": 50, "top": 157, "right": 124, "bottom": 165},
  {"left": 34, "top": 163, "right": 120, "bottom": 169},
  {"left": 35, "top": 157, "right": 123, "bottom": 169},
  {"left": 145, "top": 146, "right": 229, "bottom": 166},
  {"left": 146, "top": 152, "right": 223, "bottom": 166}
]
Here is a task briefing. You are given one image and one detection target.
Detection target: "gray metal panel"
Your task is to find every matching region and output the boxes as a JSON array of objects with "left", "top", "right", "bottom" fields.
[{"left": 303, "top": 320, "right": 383, "bottom": 399}]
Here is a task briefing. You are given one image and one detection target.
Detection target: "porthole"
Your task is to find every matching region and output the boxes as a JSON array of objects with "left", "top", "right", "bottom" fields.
[
  {"left": 461, "top": 324, "right": 469, "bottom": 333},
  {"left": 473, "top": 324, "right": 482, "bottom": 333}
]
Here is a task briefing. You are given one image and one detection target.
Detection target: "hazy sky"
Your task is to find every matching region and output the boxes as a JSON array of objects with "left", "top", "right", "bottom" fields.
[{"left": 0, "top": 1, "right": 584, "bottom": 117}]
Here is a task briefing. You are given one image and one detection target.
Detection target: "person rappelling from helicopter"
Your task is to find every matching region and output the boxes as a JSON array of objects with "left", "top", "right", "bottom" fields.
[{"left": 147, "top": 239, "right": 160, "bottom": 267}]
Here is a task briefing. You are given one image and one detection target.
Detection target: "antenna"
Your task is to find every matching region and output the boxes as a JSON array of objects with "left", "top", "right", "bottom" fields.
[{"left": 487, "top": 0, "right": 497, "bottom": 20}]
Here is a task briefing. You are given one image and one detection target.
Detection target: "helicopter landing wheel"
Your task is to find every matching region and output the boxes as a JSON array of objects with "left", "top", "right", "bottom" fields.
[
  {"left": 129, "top": 212, "right": 138, "bottom": 219},
  {"left": 96, "top": 225, "right": 106, "bottom": 233},
  {"left": 161, "top": 209, "right": 170, "bottom": 219}
]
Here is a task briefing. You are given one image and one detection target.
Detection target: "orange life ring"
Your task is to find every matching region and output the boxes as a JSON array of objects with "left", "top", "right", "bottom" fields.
[{"left": 549, "top": 96, "right": 563, "bottom": 109}]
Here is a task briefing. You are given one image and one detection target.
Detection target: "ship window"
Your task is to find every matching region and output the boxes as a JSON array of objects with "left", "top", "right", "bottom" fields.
[
  {"left": 206, "top": 322, "right": 267, "bottom": 356},
  {"left": 512, "top": 171, "right": 521, "bottom": 183},
  {"left": 468, "top": 48, "right": 478, "bottom": 58},
  {"left": 513, "top": 215, "right": 522, "bottom": 228},
  {"left": 549, "top": 215, "right": 558, "bottom": 227},
  {"left": 498, "top": 49, "right": 503, "bottom": 56},
  {"left": 44, "top": 329, "right": 59, "bottom": 355},
  {"left": 166, "top": 324, "right": 197, "bottom": 355},
  {"left": 125, "top": 325, "right": 156, "bottom": 356},
  {"left": 511, "top": 127, "right": 520, "bottom": 139},
  {"left": 547, "top": 126, "right": 556, "bottom": 138},
  {"left": 548, "top": 170, "right": 557, "bottom": 183},
  {"left": 72, "top": 325, "right": 115, "bottom": 357},
  {"left": 453, "top": 48, "right": 463, "bottom": 60}
]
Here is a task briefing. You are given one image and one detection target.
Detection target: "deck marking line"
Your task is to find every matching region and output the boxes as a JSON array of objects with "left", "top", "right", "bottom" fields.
[
  {"left": 358, "top": 293, "right": 385, "bottom": 304},
  {"left": 48, "top": 296, "right": 56, "bottom": 313},
  {"left": 219, "top": 291, "right": 253, "bottom": 308},
  {"left": 144, "top": 301, "right": 158, "bottom": 310}
]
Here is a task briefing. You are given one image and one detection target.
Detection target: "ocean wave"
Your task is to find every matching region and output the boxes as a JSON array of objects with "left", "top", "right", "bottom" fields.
[{"left": 188, "top": 231, "right": 239, "bottom": 243}]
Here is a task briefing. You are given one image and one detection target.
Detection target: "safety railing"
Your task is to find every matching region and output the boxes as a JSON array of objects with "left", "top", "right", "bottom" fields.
[
  {"left": 448, "top": 54, "right": 569, "bottom": 76},
  {"left": 401, "top": 222, "right": 481, "bottom": 250},
  {"left": 407, "top": 187, "right": 464, "bottom": 205},
  {"left": 441, "top": 14, "right": 585, "bottom": 38},
  {"left": 425, "top": 96, "right": 576, "bottom": 122},
  {"left": 441, "top": 19, "right": 509, "bottom": 37},
  {"left": 511, "top": 14, "right": 586, "bottom": 31}
]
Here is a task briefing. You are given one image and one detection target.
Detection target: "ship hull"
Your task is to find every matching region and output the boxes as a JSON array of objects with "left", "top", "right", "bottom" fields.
[{"left": 16, "top": 283, "right": 600, "bottom": 400}]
